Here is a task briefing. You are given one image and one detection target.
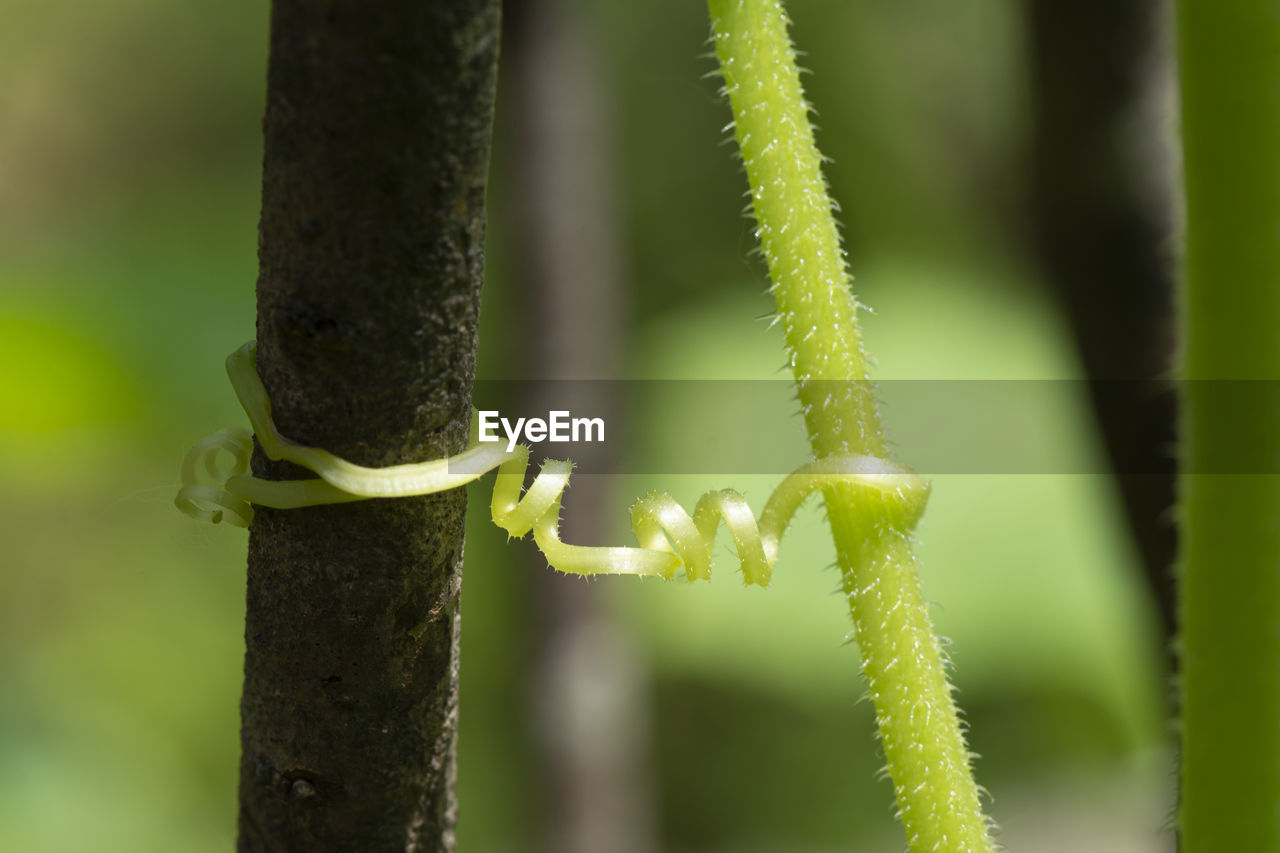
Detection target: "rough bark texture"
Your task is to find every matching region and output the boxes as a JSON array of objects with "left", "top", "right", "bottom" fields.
[{"left": 239, "top": 2, "right": 500, "bottom": 851}]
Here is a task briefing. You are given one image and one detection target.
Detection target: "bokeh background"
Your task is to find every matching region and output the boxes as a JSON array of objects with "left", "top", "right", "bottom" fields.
[{"left": 1, "top": 0, "right": 1177, "bottom": 850}]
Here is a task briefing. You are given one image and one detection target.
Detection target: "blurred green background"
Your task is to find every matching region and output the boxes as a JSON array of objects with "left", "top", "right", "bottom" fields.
[{"left": 1, "top": 0, "right": 1174, "bottom": 850}]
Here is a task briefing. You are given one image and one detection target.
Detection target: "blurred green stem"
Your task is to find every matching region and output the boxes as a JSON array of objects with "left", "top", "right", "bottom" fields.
[
  {"left": 1176, "top": 3, "right": 1280, "bottom": 849},
  {"left": 707, "top": 1, "right": 991, "bottom": 849}
]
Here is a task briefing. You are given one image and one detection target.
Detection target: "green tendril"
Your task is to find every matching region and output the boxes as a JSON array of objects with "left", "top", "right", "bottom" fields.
[{"left": 177, "top": 341, "right": 929, "bottom": 587}]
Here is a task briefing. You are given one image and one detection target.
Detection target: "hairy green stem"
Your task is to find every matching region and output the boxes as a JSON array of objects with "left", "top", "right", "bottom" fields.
[
  {"left": 707, "top": 1, "right": 991, "bottom": 850},
  {"left": 1176, "top": 3, "right": 1280, "bottom": 849}
]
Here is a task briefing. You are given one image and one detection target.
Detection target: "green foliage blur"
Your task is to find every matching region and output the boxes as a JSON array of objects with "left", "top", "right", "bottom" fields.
[{"left": 0, "top": 0, "right": 1171, "bottom": 850}]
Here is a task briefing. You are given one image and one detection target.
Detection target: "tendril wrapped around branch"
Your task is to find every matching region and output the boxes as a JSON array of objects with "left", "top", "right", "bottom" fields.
[{"left": 177, "top": 342, "right": 929, "bottom": 585}]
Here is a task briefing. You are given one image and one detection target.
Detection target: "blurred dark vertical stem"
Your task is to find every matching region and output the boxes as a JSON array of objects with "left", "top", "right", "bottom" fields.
[
  {"left": 1026, "top": 0, "right": 1178, "bottom": 659},
  {"left": 502, "top": 1, "right": 658, "bottom": 851},
  {"left": 239, "top": 2, "right": 499, "bottom": 851}
]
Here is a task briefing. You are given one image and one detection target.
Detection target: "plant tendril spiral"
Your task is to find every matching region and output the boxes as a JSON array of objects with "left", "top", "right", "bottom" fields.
[{"left": 176, "top": 342, "right": 929, "bottom": 585}]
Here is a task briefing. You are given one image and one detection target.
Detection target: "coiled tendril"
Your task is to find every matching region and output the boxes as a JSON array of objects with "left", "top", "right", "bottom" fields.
[{"left": 177, "top": 342, "right": 929, "bottom": 585}]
